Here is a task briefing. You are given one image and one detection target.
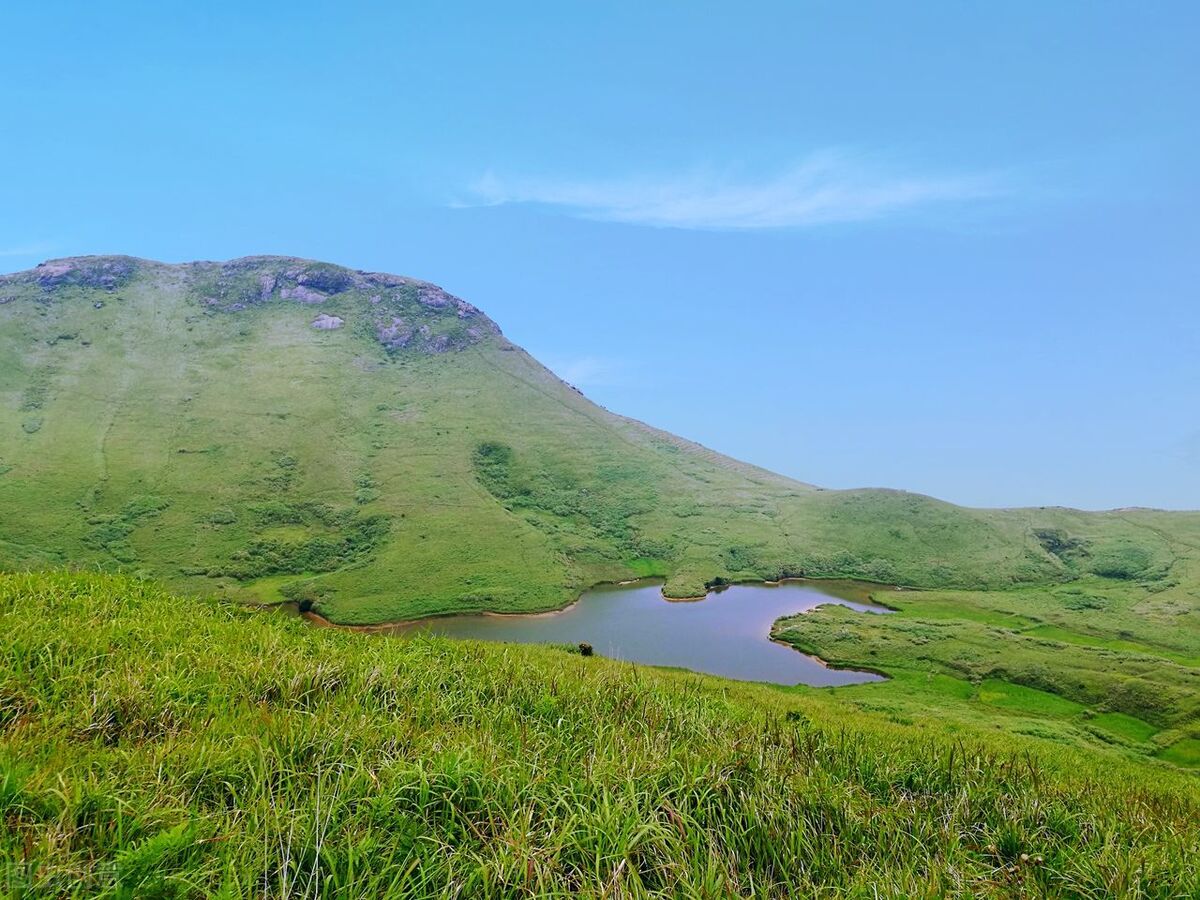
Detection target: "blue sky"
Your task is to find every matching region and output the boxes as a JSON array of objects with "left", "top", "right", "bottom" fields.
[{"left": 2, "top": 1, "right": 1197, "bottom": 509}]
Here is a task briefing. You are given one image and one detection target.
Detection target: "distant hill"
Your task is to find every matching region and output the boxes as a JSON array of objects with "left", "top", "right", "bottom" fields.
[{"left": 1, "top": 255, "right": 1196, "bottom": 624}]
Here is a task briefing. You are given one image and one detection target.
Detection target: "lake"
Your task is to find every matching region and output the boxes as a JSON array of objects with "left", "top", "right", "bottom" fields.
[{"left": 370, "top": 579, "right": 896, "bottom": 686}]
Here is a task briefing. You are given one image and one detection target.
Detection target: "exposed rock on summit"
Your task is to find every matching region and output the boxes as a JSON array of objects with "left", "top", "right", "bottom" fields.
[
  {"left": 0, "top": 256, "right": 140, "bottom": 292},
  {"left": 0, "top": 254, "right": 500, "bottom": 355}
]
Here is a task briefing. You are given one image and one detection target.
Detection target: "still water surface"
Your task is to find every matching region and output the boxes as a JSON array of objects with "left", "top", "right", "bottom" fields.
[{"left": 379, "top": 580, "right": 895, "bottom": 686}]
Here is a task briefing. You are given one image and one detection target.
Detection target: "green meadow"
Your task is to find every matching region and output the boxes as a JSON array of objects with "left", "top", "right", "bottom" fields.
[{"left": 773, "top": 570, "right": 1200, "bottom": 767}]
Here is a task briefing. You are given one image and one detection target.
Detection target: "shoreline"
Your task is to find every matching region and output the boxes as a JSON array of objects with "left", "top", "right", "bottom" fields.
[
  {"left": 290, "top": 576, "right": 899, "bottom": 686},
  {"left": 289, "top": 574, "right": 906, "bottom": 631},
  {"left": 766, "top": 633, "right": 892, "bottom": 680}
]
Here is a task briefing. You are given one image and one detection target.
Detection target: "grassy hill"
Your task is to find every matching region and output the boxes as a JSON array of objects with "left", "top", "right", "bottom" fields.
[
  {"left": 1, "top": 255, "right": 1195, "bottom": 626},
  {"left": 1, "top": 571, "right": 1197, "bottom": 897}
]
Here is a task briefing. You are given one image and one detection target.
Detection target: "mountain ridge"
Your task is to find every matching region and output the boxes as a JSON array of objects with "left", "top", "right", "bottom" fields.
[
  {"left": 2, "top": 254, "right": 1169, "bottom": 509},
  {"left": 1, "top": 254, "right": 1196, "bottom": 624}
]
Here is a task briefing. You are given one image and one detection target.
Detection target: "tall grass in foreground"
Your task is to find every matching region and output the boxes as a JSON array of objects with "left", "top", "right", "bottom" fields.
[{"left": 1, "top": 572, "right": 1197, "bottom": 898}]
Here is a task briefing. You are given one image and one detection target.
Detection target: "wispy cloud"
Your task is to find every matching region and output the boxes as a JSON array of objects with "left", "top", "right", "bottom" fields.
[
  {"left": 460, "top": 151, "right": 1004, "bottom": 231},
  {"left": 542, "top": 355, "right": 633, "bottom": 389}
]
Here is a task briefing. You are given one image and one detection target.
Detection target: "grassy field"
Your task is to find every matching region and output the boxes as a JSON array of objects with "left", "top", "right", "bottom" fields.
[
  {"left": 773, "top": 565, "right": 1200, "bottom": 768},
  {"left": 1, "top": 255, "right": 1196, "bottom": 627},
  {"left": 1, "top": 571, "right": 1198, "bottom": 898}
]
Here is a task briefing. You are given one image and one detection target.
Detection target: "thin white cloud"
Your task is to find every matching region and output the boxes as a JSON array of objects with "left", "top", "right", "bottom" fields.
[
  {"left": 542, "top": 355, "right": 633, "bottom": 389},
  {"left": 461, "top": 151, "right": 1003, "bottom": 230}
]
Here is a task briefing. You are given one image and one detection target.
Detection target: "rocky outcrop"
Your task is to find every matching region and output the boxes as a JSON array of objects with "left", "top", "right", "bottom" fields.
[
  {"left": 0, "top": 254, "right": 501, "bottom": 355},
  {"left": 0, "top": 256, "right": 140, "bottom": 292},
  {"left": 296, "top": 265, "right": 355, "bottom": 294},
  {"left": 376, "top": 317, "right": 414, "bottom": 349},
  {"left": 192, "top": 258, "right": 349, "bottom": 311},
  {"left": 281, "top": 285, "right": 328, "bottom": 304}
]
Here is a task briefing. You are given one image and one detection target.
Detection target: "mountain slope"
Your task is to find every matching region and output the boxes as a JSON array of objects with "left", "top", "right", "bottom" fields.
[{"left": 0, "top": 255, "right": 1196, "bottom": 624}]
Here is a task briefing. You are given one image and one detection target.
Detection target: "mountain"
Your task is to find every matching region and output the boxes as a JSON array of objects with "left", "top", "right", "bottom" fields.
[{"left": 0, "top": 255, "right": 1196, "bottom": 624}]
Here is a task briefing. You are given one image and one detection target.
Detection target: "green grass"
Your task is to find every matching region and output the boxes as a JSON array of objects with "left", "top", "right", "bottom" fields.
[
  {"left": 2, "top": 571, "right": 1198, "bottom": 897},
  {"left": 773, "top": 575, "right": 1200, "bottom": 763},
  {"left": 1157, "top": 739, "right": 1200, "bottom": 768},
  {"left": 1089, "top": 712, "right": 1158, "bottom": 743},
  {"left": 624, "top": 557, "right": 669, "bottom": 578},
  {"left": 976, "top": 680, "right": 1086, "bottom": 717},
  {"left": 242, "top": 572, "right": 322, "bottom": 605},
  {"left": 1024, "top": 624, "right": 1200, "bottom": 666}
]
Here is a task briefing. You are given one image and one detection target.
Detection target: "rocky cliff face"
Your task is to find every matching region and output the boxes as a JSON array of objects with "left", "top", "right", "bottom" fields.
[{"left": 0, "top": 255, "right": 501, "bottom": 355}]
